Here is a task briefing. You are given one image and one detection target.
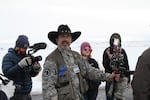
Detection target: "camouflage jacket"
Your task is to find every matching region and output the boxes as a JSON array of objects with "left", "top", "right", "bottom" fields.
[{"left": 42, "top": 47, "right": 111, "bottom": 100}]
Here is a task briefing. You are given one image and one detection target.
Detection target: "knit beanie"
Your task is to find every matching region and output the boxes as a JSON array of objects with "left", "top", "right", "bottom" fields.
[
  {"left": 15, "top": 35, "right": 29, "bottom": 49},
  {"left": 80, "top": 42, "right": 91, "bottom": 51}
]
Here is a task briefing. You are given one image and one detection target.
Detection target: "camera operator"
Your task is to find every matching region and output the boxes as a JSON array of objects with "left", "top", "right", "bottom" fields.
[
  {"left": 102, "top": 33, "right": 130, "bottom": 100},
  {"left": 2, "top": 35, "right": 41, "bottom": 100}
]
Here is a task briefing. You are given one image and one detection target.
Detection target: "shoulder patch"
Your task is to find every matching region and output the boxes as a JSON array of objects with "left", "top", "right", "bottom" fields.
[{"left": 43, "top": 70, "right": 50, "bottom": 77}]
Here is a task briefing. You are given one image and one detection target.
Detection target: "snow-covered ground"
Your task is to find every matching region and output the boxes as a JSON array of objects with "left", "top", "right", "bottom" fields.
[{"left": 0, "top": 40, "right": 149, "bottom": 98}]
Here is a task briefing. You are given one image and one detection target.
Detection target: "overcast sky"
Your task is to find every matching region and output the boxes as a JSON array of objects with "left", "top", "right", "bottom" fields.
[{"left": 0, "top": 0, "right": 150, "bottom": 45}]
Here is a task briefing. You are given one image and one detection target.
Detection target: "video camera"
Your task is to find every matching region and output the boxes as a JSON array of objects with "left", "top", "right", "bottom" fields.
[
  {"left": 27, "top": 42, "right": 47, "bottom": 63},
  {"left": 110, "top": 54, "right": 134, "bottom": 76},
  {"left": 109, "top": 38, "right": 134, "bottom": 76}
]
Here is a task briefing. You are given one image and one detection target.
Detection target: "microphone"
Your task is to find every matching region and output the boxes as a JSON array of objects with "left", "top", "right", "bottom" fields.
[{"left": 29, "top": 42, "right": 47, "bottom": 50}]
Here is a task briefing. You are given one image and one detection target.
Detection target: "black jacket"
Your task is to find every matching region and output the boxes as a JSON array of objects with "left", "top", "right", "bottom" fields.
[
  {"left": 87, "top": 58, "right": 101, "bottom": 90},
  {"left": 2, "top": 48, "right": 39, "bottom": 94},
  {"left": 102, "top": 47, "right": 130, "bottom": 83}
]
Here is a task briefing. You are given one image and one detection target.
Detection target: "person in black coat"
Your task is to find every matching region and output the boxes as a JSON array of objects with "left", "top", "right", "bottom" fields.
[
  {"left": 80, "top": 42, "right": 101, "bottom": 100},
  {"left": 102, "top": 33, "right": 130, "bottom": 100},
  {"left": 2, "top": 35, "right": 41, "bottom": 100}
]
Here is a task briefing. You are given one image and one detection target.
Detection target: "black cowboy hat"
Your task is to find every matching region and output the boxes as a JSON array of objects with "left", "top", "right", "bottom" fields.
[{"left": 48, "top": 24, "right": 81, "bottom": 45}]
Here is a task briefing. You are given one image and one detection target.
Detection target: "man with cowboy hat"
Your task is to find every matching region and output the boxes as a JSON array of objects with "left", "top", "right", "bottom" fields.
[{"left": 42, "top": 24, "right": 119, "bottom": 100}]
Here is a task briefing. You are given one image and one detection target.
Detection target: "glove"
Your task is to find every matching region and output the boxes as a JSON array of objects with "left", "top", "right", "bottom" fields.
[
  {"left": 32, "top": 62, "right": 41, "bottom": 72},
  {"left": 18, "top": 57, "right": 32, "bottom": 68},
  {"left": 114, "top": 73, "right": 120, "bottom": 81}
]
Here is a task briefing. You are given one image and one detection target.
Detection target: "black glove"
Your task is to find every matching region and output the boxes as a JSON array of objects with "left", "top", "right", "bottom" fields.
[{"left": 32, "top": 62, "right": 41, "bottom": 72}]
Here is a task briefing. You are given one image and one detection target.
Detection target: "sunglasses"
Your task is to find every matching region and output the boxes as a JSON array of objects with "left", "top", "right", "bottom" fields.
[{"left": 83, "top": 48, "right": 92, "bottom": 52}]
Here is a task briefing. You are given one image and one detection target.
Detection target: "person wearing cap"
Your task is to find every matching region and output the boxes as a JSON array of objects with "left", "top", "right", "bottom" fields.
[
  {"left": 2, "top": 35, "right": 41, "bottom": 100},
  {"left": 102, "top": 33, "right": 130, "bottom": 100},
  {"left": 80, "top": 42, "right": 101, "bottom": 100},
  {"left": 42, "top": 24, "right": 120, "bottom": 100}
]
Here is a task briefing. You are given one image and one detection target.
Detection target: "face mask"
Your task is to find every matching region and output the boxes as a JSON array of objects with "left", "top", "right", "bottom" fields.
[{"left": 113, "top": 38, "right": 119, "bottom": 46}]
